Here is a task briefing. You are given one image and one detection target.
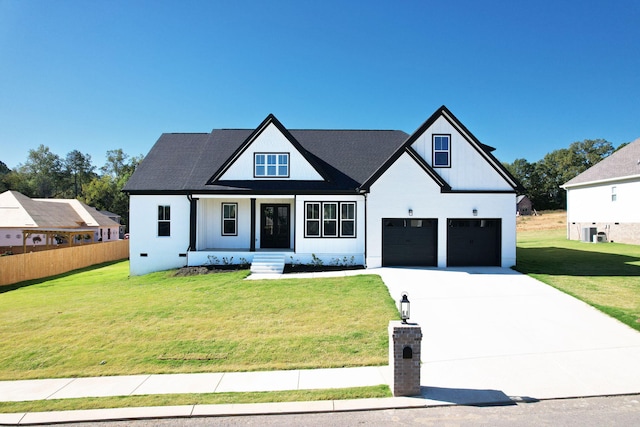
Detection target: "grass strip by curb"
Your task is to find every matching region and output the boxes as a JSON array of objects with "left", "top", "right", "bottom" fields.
[{"left": 0, "top": 385, "right": 391, "bottom": 414}]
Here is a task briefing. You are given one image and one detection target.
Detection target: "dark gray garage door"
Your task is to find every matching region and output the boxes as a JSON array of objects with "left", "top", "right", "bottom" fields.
[
  {"left": 447, "top": 219, "right": 501, "bottom": 266},
  {"left": 382, "top": 218, "right": 437, "bottom": 266}
]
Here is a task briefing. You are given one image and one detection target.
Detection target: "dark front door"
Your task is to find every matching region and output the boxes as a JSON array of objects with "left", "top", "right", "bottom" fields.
[{"left": 261, "top": 204, "right": 290, "bottom": 249}]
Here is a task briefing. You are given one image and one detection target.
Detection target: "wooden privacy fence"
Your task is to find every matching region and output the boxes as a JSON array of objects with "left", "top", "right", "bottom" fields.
[{"left": 0, "top": 240, "right": 129, "bottom": 286}]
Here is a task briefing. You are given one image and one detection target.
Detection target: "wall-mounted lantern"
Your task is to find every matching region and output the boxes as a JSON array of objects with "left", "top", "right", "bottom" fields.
[
  {"left": 400, "top": 293, "right": 410, "bottom": 324},
  {"left": 472, "top": 208, "right": 478, "bottom": 216},
  {"left": 408, "top": 208, "right": 413, "bottom": 216}
]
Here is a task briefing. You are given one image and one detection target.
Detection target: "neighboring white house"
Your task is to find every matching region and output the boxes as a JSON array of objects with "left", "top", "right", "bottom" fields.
[
  {"left": 123, "top": 106, "right": 523, "bottom": 276},
  {"left": 0, "top": 190, "right": 121, "bottom": 251},
  {"left": 562, "top": 137, "right": 640, "bottom": 244}
]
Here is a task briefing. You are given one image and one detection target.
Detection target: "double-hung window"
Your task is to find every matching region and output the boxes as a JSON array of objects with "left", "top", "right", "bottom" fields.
[
  {"left": 323, "top": 203, "right": 338, "bottom": 237},
  {"left": 305, "top": 203, "right": 321, "bottom": 236},
  {"left": 305, "top": 202, "right": 356, "bottom": 237},
  {"left": 341, "top": 203, "right": 356, "bottom": 236},
  {"left": 222, "top": 203, "right": 237, "bottom": 235},
  {"left": 255, "top": 153, "right": 289, "bottom": 177},
  {"left": 157, "top": 205, "right": 171, "bottom": 237},
  {"left": 433, "top": 135, "right": 451, "bottom": 167}
]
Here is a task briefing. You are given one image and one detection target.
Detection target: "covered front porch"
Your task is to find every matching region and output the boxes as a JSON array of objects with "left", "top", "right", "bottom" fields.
[{"left": 190, "top": 195, "right": 295, "bottom": 252}]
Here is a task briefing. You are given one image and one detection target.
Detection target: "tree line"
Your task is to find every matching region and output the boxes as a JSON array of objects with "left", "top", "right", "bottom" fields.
[
  {"left": 0, "top": 138, "right": 629, "bottom": 227},
  {"left": 0, "top": 146, "right": 143, "bottom": 230},
  {"left": 503, "top": 139, "right": 627, "bottom": 211}
]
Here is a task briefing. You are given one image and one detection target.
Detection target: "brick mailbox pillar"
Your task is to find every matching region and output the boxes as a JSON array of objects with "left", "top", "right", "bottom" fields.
[{"left": 388, "top": 320, "right": 422, "bottom": 397}]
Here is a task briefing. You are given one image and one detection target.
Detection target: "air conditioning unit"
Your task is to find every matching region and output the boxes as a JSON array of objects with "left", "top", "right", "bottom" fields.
[
  {"left": 582, "top": 227, "right": 597, "bottom": 242},
  {"left": 596, "top": 233, "right": 607, "bottom": 243}
]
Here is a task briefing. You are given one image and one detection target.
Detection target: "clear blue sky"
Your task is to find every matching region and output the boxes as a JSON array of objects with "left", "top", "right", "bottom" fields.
[{"left": 1, "top": 0, "right": 639, "bottom": 170}]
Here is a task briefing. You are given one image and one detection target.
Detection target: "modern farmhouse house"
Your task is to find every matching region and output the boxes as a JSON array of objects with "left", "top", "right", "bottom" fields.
[
  {"left": 563, "top": 137, "right": 640, "bottom": 244},
  {"left": 124, "top": 106, "right": 522, "bottom": 276}
]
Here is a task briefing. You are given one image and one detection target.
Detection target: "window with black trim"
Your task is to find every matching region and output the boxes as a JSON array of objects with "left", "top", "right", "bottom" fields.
[
  {"left": 222, "top": 203, "right": 237, "bottom": 235},
  {"left": 305, "top": 202, "right": 356, "bottom": 238},
  {"left": 254, "top": 153, "right": 289, "bottom": 177},
  {"left": 306, "top": 202, "right": 321, "bottom": 236},
  {"left": 341, "top": 203, "right": 356, "bottom": 236},
  {"left": 158, "top": 205, "right": 171, "bottom": 237},
  {"left": 433, "top": 134, "right": 451, "bottom": 167}
]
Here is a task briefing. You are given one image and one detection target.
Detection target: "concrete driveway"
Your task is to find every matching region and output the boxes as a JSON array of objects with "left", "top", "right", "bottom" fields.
[{"left": 378, "top": 267, "right": 640, "bottom": 403}]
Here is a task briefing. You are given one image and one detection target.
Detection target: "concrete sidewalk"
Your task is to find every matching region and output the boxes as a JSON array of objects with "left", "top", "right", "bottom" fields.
[{"left": 2, "top": 267, "right": 640, "bottom": 425}]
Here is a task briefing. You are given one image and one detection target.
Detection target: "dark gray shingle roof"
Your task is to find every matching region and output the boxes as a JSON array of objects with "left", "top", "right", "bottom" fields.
[
  {"left": 563, "top": 137, "right": 640, "bottom": 187},
  {"left": 124, "top": 129, "right": 409, "bottom": 194}
]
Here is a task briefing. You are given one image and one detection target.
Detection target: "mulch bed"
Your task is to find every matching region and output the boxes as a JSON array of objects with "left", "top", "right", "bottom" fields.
[{"left": 174, "top": 264, "right": 365, "bottom": 276}]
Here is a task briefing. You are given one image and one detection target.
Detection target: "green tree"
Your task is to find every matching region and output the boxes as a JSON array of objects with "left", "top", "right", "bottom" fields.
[
  {"left": 20, "top": 145, "right": 64, "bottom": 198},
  {"left": 83, "top": 149, "right": 143, "bottom": 231},
  {"left": 504, "top": 139, "right": 615, "bottom": 210},
  {"left": 64, "top": 150, "right": 96, "bottom": 198},
  {"left": 0, "top": 161, "right": 10, "bottom": 192}
]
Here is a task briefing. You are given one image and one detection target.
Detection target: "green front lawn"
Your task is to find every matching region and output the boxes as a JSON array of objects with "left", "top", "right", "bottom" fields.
[
  {"left": 516, "top": 229, "right": 640, "bottom": 331},
  {"left": 0, "top": 262, "right": 398, "bottom": 381}
]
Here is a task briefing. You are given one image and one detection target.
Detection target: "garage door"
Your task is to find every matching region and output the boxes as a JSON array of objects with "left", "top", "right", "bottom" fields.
[
  {"left": 447, "top": 219, "right": 501, "bottom": 266},
  {"left": 382, "top": 218, "right": 437, "bottom": 266}
]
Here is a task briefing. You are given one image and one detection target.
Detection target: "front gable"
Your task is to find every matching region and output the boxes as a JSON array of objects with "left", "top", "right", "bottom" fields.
[
  {"left": 363, "top": 106, "right": 522, "bottom": 193},
  {"left": 208, "top": 114, "right": 327, "bottom": 183}
]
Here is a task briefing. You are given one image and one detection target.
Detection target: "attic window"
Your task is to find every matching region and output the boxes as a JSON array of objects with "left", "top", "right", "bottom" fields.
[
  {"left": 433, "top": 135, "right": 451, "bottom": 167},
  {"left": 611, "top": 186, "right": 617, "bottom": 202},
  {"left": 255, "top": 153, "right": 289, "bottom": 177}
]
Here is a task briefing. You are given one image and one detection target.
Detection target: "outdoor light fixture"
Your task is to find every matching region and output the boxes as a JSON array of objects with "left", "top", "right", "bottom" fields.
[
  {"left": 408, "top": 208, "right": 413, "bottom": 216},
  {"left": 472, "top": 208, "right": 478, "bottom": 216},
  {"left": 400, "top": 293, "right": 410, "bottom": 324}
]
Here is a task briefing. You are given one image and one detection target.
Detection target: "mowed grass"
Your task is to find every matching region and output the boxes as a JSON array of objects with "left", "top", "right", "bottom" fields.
[
  {"left": 0, "top": 261, "right": 399, "bottom": 381},
  {"left": 0, "top": 386, "right": 391, "bottom": 414},
  {"left": 516, "top": 227, "right": 640, "bottom": 331}
]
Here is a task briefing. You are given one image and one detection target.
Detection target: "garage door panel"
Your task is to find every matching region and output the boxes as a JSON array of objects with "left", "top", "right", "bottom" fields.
[
  {"left": 382, "top": 218, "right": 437, "bottom": 267},
  {"left": 447, "top": 219, "right": 501, "bottom": 266}
]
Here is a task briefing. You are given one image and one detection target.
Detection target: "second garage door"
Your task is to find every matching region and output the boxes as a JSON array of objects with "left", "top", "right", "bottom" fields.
[
  {"left": 382, "top": 218, "right": 437, "bottom": 266},
  {"left": 447, "top": 219, "right": 501, "bottom": 266}
]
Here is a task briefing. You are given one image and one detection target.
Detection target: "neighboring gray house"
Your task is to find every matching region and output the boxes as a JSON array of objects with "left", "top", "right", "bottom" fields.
[
  {"left": 124, "top": 106, "right": 523, "bottom": 276},
  {"left": 562, "top": 138, "right": 640, "bottom": 244},
  {"left": 516, "top": 195, "right": 533, "bottom": 216}
]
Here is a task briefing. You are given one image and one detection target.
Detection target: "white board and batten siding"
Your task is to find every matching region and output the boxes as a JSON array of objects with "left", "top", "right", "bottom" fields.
[
  {"left": 129, "top": 195, "right": 190, "bottom": 276},
  {"left": 366, "top": 150, "right": 516, "bottom": 268},
  {"left": 410, "top": 116, "right": 513, "bottom": 191},
  {"left": 294, "top": 195, "right": 366, "bottom": 265},
  {"left": 218, "top": 123, "right": 323, "bottom": 181}
]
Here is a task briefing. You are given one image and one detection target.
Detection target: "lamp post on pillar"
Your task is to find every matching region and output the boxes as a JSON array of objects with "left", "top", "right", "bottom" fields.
[
  {"left": 389, "top": 292, "right": 422, "bottom": 396},
  {"left": 400, "top": 293, "right": 410, "bottom": 324}
]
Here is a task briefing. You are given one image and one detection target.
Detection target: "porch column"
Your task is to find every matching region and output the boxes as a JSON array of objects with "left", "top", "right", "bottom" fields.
[
  {"left": 250, "top": 198, "right": 256, "bottom": 252},
  {"left": 189, "top": 197, "right": 198, "bottom": 251}
]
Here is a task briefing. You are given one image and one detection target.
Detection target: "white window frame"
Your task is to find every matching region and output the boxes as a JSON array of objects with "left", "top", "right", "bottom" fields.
[
  {"left": 433, "top": 134, "right": 451, "bottom": 167},
  {"left": 221, "top": 203, "right": 238, "bottom": 236},
  {"left": 254, "top": 153, "right": 289, "bottom": 177},
  {"left": 611, "top": 186, "right": 617, "bottom": 202}
]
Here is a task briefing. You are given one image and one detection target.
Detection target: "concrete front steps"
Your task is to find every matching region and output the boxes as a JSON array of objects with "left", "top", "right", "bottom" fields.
[{"left": 250, "top": 253, "right": 285, "bottom": 274}]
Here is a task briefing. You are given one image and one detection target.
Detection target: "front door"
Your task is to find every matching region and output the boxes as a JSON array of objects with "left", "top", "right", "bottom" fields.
[{"left": 261, "top": 204, "right": 290, "bottom": 248}]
